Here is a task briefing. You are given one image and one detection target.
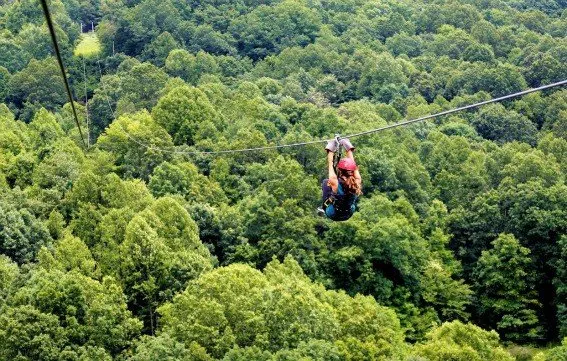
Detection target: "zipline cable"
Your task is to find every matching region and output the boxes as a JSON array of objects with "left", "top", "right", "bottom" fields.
[
  {"left": 39, "top": 0, "right": 87, "bottom": 148},
  {"left": 346, "top": 79, "right": 567, "bottom": 139},
  {"left": 95, "top": 57, "right": 566, "bottom": 156},
  {"left": 82, "top": 57, "right": 90, "bottom": 147}
]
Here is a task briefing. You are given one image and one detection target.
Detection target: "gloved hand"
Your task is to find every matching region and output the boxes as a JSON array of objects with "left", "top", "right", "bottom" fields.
[
  {"left": 340, "top": 137, "right": 355, "bottom": 152},
  {"left": 325, "top": 138, "right": 339, "bottom": 152}
]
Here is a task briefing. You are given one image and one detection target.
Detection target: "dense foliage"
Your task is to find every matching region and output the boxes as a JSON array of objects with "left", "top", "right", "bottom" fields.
[{"left": 1, "top": 0, "right": 567, "bottom": 359}]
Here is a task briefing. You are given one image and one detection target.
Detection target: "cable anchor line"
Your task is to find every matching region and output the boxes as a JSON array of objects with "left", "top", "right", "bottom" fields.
[
  {"left": 345, "top": 79, "right": 567, "bottom": 139},
  {"left": 40, "top": 0, "right": 87, "bottom": 148}
]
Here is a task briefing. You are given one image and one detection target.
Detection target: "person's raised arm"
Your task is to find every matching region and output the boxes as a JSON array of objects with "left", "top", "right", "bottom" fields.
[
  {"left": 328, "top": 150, "right": 338, "bottom": 180},
  {"left": 341, "top": 139, "right": 362, "bottom": 186},
  {"left": 325, "top": 139, "right": 339, "bottom": 192}
]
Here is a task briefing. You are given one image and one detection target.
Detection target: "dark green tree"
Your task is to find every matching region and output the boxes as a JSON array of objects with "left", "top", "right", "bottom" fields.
[
  {"left": 356, "top": 52, "right": 409, "bottom": 103},
  {"left": 7, "top": 58, "right": 66, "bottom": 110},
  {"left": 119, "top": 62, "right": 169, "bottom": 111},
  {"left": 470, "top": 104, "right": 537, "bottom": 145},
  {"left": 0, "top": 202, "right": 52, "bottom": 264},
  {"left": 119, "top": 197, "right": 213, "bottom": 333},
  {"left": 385, "top": 32, "right": 423, "bottom": 57},
  {"left": 229, "top": 1, "right": 321, "bottom": 60},
  {"left": 555, "top": 236, "right": 567, "bottom": 338},
  {"left": 0, "top": 39, "right": 28, "bottom": 73},
  {"left": 473, "top": 234, "right": 543, "bottom": 342},
  {"left": 141, "top": 32, "right": 180, "bottom": 67}
]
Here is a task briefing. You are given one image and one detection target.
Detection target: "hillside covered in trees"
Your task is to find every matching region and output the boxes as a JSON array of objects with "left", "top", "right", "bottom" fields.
[{"left": 1, "top": 0, "right": 567, "bottom": 359}]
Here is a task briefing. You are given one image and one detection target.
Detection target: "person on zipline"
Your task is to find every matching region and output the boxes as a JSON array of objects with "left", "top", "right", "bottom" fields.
[{"left": 318, "top": 137, "right": 362, "bottom": 221}]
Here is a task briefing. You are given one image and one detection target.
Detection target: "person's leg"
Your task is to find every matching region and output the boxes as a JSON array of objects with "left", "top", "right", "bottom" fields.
[{"left": 325, "top": 204, "right": 336, "bottom": 218}]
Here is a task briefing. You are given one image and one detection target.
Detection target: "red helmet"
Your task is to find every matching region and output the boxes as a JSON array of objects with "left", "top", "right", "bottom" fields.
[{"left": 337, "top": 158, "right": 357, "bottom": 171}]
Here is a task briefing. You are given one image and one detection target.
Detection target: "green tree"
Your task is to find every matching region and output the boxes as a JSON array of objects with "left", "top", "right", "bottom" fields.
[
  {"left": 149, "top": 161, "right": 228, "bottom": 205},
  {"left": 445, "top": 63, "right": 527, "bottom": 99},
  {"left": 421, "top": 260, "right": 472, "bottom": 322},
  {"left": 0, "top": 255, "right": 18, "bottom": 307},
  {"left": 323, "top": 194, "right": 459, "bottom": 340},
  {"left": 463, "top": 43, "right": 495, "bottom": 63},
  {"left": 16, "top": 24, "right": 53, "bottom": 61},
  {"left": 357, "top": 52, "right": 408, "bottom": 103},
  {"left": 412, "top": 321, "right": 514, "bottom": 361},
  {"left": 385, "top": 32, "right": 423, "bottom": 57},
  {"left": 224, "top": 188, "right": 322, "bottom": 272},
  {"left": 114, "top": 0, "right": 181, "bottom": 56},
  {"left": 65, "top": 0, "right": 102, "bottom": 25},
  {"left": 119, "top": 62, "right": 169, "bottom": 111},
  {"left": 538, "top": 133, "right": 567, "bottom": 175},
  {"left": 0, "top": 38, "right": 28, "bottom": 73},
  {"left": 513, "top": 92, "right": 548, "bottom": 128},
  {"left": 37, "top": 234, "right": 100, "bottom": 278},
  {"left": 470, "top": 104, "right": 537, "bottom": 145},
  {"left": 545, "top": 337, "right": 567, "bottom": 361},
  {"left": 119, "top": 197, "right": 213, "bottom": 333},
  {"left": 243, "top": 155, "right": 318, "bottom": 207},
  {"left": 129, "top": 334, "right": 214, "bottom": 361},
  {"left": 500, "top": 150, "right": 563, "bottom": 187},
  {"left": 470, "top": 20, "right": 502, "bottom": 55},
  {"left": 0, "top": 202, "right": 52, "bottom": 264},
  {"left": 141, "top": 31, "right": 180, "bottom": 67},
  {"left": 31, "top": 138, "right": 85, "bottom": 206},
  {"left": 414, "top": 4, "right": 445, "bottom": 34},
  {"left": 209, "top": 158, "right": 251, "bottom": 203},
  {"left": 3, "top": 152, "right": 36, "bottom": 191},
  {"left": 87, "top": 71, "right": 122, "bottom": 139},
  {"left": 101, "top": 173, "right": 154, "bottom": 211},
  {"left": 5, "top": 269, "right": 142, "bottom": 357},
  {"left": 0, "top": 305, "right": 68, "bottom": 361},
  {"left": 473, "top": 234, "right": 542, "bottom": 342},
  {"left": 164, "top": 49, "right": 197, "bottom": 83},
  {"left": 229, "top": 1, "right": 321, "bottom": 60},
  {"left": 3, "top": 0, "right": 76, "bottom": 38},
  {"left": 522, "top": 51, "right": 566, "bottom": 87},
  {"left": 152, "top": 85, "right": 220, "bottom": 145},
  {"left": 555, "top": 236, "right": 567, "bottom": 338},
  {"left": 158, "top": 257, "right": 405, "bottom": 359},
  {"left": 7, "top": 57, "right": 67, "bottom": 110},
  {"left": 0, "top": 66, "right": 10, "bottom": 102},
  {"left": 359, "top": 146, "right": 432, "bottom": 210},
  {"left": 27, "top": 108, "right": 65, "bottom": 153},
  {"left": 188, "top": 24, "right": 237, "bottom": 55},
  {"left": 96, "top": 111, "right": 173, "bottom": 179},
  {"left": 442, "top": 3, "right": 481, "bottom": 31},
  {"left": 427, "top": 25, "right": 474, "bottom": 59}
]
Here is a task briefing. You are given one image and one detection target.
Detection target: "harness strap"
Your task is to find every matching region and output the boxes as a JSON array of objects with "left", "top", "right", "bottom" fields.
[{"left": 323, "top": 195, "right": 335, "bottom": 207}]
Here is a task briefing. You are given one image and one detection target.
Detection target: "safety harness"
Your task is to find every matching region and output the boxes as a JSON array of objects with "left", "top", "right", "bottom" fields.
[{"left": 323, "top": 180, "right": 358, "bottom": 221}]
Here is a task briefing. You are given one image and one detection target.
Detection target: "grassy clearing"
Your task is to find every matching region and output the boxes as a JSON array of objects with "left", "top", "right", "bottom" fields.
[
  {"left": 74, "top": 32, "right": 101, "bottom": 58},
  {"left": 506, "top": 344, "right": 550, "bottom": 361}
]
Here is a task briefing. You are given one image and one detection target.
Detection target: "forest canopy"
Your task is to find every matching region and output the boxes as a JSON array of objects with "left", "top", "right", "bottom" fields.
[{"left": 1, "top": 0, "right": 567, "bottom": 359}]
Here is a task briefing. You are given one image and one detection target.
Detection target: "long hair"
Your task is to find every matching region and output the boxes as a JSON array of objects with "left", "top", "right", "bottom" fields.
[{"left": 338, "top": 169, "right": 362, "bottom": 196}]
